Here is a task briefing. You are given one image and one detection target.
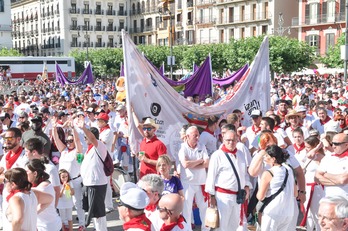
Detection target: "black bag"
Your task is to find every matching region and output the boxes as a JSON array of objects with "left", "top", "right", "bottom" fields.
[
  {"left": 224, "top": 152, "right": 246, "bottom": 204},
  {"left": 96, "top": 148, "right": 114, "bottom": 177}
]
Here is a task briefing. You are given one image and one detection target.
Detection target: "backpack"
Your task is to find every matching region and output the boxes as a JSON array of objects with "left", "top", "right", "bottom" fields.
[{"left": 95, "top": 148, "right": 114, "bottom": 176}]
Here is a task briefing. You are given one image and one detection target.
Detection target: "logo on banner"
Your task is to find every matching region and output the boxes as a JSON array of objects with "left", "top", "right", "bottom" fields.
[
  {"left": 150, "top": 74, "right": 158, "bottom": 87},
  {"left": 150, "top": 103, "right": 161, "bottom": 116},
  {"left": 244, "top": 99, "right": 261, "bottom": 116}
]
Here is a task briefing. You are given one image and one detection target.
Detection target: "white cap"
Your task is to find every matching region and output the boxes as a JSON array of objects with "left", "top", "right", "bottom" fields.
[
  {"left": 296, "top": 105, "right": 307, "bottom": 112},
  {"left": 118, "top": 182, "right": 149, "bottom": 210},
  {"left": 324, "top": 122, "right": 342, "bottom": 133},
  {"left": 250, "top": 110, "right": 262, "bottom": 118}
]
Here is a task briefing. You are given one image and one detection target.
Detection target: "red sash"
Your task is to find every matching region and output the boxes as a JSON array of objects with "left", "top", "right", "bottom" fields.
[{"left": 299, "top": 183, "right": 321, "bottom": 226}]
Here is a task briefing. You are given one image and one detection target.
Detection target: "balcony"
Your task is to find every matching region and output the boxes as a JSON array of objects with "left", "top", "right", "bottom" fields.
[
  {"left": 94, "top": 9, "right": 104, "bottom": 15},
  {"left": 83, "top": 42, "right": 93, "bottom": 47},
  {"left": 144, "top": 26, "right": 153, "bottom": 32},
  {"left": 176, "top": 22, "right": 183, "bottom": 28},
  {"left": 107, "top": 42, "right": 114, "bottom": 47},
  {"left": 118, "top": 26, "right": 126, "bottom": 31},
  {"left": 94, "top": 26, "right": 105, "bottom": 31},
  {"left": 95, "top": 42, "right": 105, "bottom": 48},
  {"left": 106, "top": 26, "right": 116, "bottom": 31},
  {"left": 69, "top": 8, "right": 80, "bottom": 14},
  {"left": 82, "top": 9, "right": 92, "bottom": 14},
  {"left": 55, "top": 27, "right": 60, "bottom": 31},
  {"left": 106, "top": 10, "right": 116, "bottom": 15},
  {"left": 216, "top": 11, "right": 270, "bottom": 26},
  {"left": 130, "top": 9, "right": 142, "bottom": 15},
  {"left": 82, "top": 25, "right": 93, "bottom": 31},
  {"left": 70, "top": 42, "right": 80, "bottom": 47},
  {"left": 187, "top": 1, "right": 193, "bottom": 8},
  {"left": 292, "top": 13, "right": 345, "bottom": 27},
  {"left": 129, "top": 27, "right": 141, "bottom": 33},
  {"left": 55, "top": 43, "right": 61, "bottom": 48},
  {"left": 70, "top": 25, "right": 79, "bottom": 30},
  {"left": 187, "top": 20, "right": 193, "bottom": 26},
  {"left": 55, "top": 10, "right": 60, "bottom": 16},
  {"left": 195, "top": 0, "right": 215, "bottom": 7},
  {"left": 117, "top": 10, "right": 127, "bottom": 16},
  {"left": 196, "top": 17, "right": 216, "bottom": 25}
]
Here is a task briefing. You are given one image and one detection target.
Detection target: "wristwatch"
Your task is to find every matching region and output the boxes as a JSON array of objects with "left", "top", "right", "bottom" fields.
[{"left": 298, "top": 190, "right": 306, "bottom": 194}]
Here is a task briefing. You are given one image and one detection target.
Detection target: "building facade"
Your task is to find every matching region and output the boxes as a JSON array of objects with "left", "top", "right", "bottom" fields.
[
  {"left": 0, "top": 0, "right": 12, "bottom": 49},
  {"left": 292, "top": 0, "right": 345, "bottom": 56},
  {"left": 10, "top": 0, "right": 298, "bottom": 56}
]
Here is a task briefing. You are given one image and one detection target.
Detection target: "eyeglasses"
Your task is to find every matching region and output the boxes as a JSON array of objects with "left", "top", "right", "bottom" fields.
[
  {"left": 66, "top": 139, "right": 74, "bottom": 143},
  {"left": 338, "top": 119, "right": 345, "bottom": 121},
  {"left": 19, "top": 117, "right": 25, "bottom": 119},
  {"left": 318, "top": 214, "right": 344, "bottom": 222},
  {"left": 143, "top": 127, "right": 153, "bottom": 131},
  {"left": 224, "top": 139, "right": 237, "bottom": 143},
  {"left": 156, "top": 205, "right": 172, "bottom": 215},
  {"left": 332, "top": 142, "right": 348, "bottom": 146},
  {"left": 4, "top": 137, "right": 14, "bottom": 142},
  {"left": 100, "top": 105, "right": 106, "bottom": 107}
]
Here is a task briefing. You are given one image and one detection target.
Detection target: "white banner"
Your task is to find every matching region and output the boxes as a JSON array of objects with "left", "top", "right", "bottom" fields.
[{"left": 123, "top": 32, "right": 270, "bottom": 156}]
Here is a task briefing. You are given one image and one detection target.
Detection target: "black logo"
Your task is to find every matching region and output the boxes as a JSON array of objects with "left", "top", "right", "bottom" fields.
[
  {"left": 150, "top": 74, "right": 158, "bottom": 87},
  {"left": 150, "top": 103, "right": 161, "bottom": 116}
]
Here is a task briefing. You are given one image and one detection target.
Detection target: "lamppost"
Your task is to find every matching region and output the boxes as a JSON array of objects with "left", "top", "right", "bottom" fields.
[
  {"left": 344, "top": 2, "right": 348, "bottom": 82},
  {"left": 273, "top": 12, "right": 291, "bottom": 36}
]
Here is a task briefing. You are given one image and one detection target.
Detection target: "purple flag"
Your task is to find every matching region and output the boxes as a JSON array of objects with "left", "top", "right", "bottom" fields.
[
  {"left": 120, "top": 63, "right": 125, "bottom": 76},
  {"left": 212, "top": 64, "right": 249, "bottom": 86},
  {"left": 56, "top": 62, "right": 94, "bottom": 86}
]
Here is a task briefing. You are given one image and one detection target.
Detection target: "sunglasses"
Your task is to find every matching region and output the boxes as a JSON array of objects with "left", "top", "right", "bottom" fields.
[
  {"left": 66, "top": 139, "right": 74, "bottom": 143},
  {"left": 142, "top": 127, "right": 153, "bottom": 131},
  {"left": 4, "top": 137, "right": 14, "bottom": 141},
  {"left": 156, "top": 205, "right": 172, "bottom": 215},
  {"left": 332, "top": 142, "right": 348, "bottom": 146},
  {"left": 100, "top": 105, "right": 106, "bottom": 107}
]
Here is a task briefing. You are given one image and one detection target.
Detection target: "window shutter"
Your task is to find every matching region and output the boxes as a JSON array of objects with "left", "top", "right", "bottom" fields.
[{"left": 305, "top": 4, "right": 310, "bottom": 24}]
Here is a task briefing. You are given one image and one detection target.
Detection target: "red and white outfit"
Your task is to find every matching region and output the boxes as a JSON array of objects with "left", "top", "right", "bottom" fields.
[
  {"left": 292, "top": 143, "right": 307, "bottom": 168},
  {"left": 152, "top": 215, "right": 191, "bottom": 231},
  {"left": 199, "top": 128, "right": 217, "bottom": 156},
  {"left": 123, "top": 213, "right": 152, "bottom": 231},
  {"left": 178, "top": 142, "right": 209, "bottom": 231},
  {"left": 310, "top": 117, "right": 331, "bottom": 135},
  {"left": 285, "top": 126, "right": 309, "bottom": 144},
  {"left": 205, "top": 145, "right": 251, "bottom": 231},
  {"left": 242, "top": 125, "right": 261, "bottom": 149}
]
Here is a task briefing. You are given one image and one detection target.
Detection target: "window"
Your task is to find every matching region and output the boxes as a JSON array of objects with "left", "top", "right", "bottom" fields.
[
  {"left": 325, "top": 33, "right": 335, "bottom": 52},
  {"left": 0, "top": 0, "right": 4, "bottom": 12},
  {"left": 306, "top": 35, "right": 319, "bottom": 47}
]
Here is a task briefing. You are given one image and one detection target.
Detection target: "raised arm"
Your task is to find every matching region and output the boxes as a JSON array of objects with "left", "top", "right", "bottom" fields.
[
  {"left": 77, "top": 118, "right": 98, "bottom": 147},
  {"left": 72, "top": 125, "right": 82, "bottom": 153},
  {"left": 52, "top": 119, "right": 66, "bottom": 153}
]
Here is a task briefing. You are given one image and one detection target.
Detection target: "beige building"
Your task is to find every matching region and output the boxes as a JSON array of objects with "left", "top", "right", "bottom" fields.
[
  {"left": 0, "top": 0, "right": 12, "bottom": 49},
  {"left": 9, "top": 0, "right": 298, "bottom": 56}
]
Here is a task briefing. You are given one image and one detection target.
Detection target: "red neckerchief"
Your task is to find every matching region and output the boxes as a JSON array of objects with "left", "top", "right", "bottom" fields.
[
  {"left": 221, "top": 144, "right": 237, "bottom": 156},
  {"left": 160, "top": 215, "right": 185, "bottom": 231},
  {"left": 203, "top": 127, "right": 214, "bottom": 136},
  {"left": 5, "top": 147, "right": 23, "bottom": 169},
  {"left": 251, "top": 125, "right": 261, "bottom": 135},
  {"left": 294, "top": 143, "right": 305, "bottom": 154},
  {"left": 32, "top": 177, "right": 45, "bottom": 187},
  {"left": 145, "top": 202, "right": 157, "bottom": 212},
  {"left": 57, "top": 120, "right": 63, "bottom": 125},
  {"left": 106, "top": 109, "right": 110, "bottom": 114},
  {"left": 86, "top": 144, "right": 93, "bottom": 154},
  {"left": 332, "top": 149, "right": 348, "bottom": 158},
  {"left": 281, "top": 95, "right": 286, "bottom": 100},
  {"left": 340, "top": 123, "right": 345, "bottom": 129},
  {"left": 123, "top": 213, "right": 151, "bottom": 231},
  {"left": 6, "top": 189, "right": 21, "bottom": 202},
  {"left": 320, "top": 116, "right": 331, "bottom": 125},
  {"left": 277, "top": 110, "right": 287, "bottom": 118},
  {"left": 100, "top": 124, "right": 110, "bottom": 134},
  {"left": 68, "top": 148, "right": 75, "bottom": 153}
]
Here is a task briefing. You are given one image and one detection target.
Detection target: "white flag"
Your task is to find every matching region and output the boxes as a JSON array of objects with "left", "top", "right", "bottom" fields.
[{"left": 123, "top": 32, "right": 270, "bottom": 156}]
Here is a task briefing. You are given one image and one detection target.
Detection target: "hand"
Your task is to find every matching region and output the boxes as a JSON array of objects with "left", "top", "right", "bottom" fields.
[
  {"left": 138, "top": 153, "right": 145, "bottom": 162},
  {"left": 76, "top": 118, "right": 85, "bottom": 129},
  {"left": 210, "top": 195, "right": 217, "bottom": 208},
  {"left": 244, "top": 186, "right": 250, "bottom": 200},
  {"left": 297, "top": 191, "right": 306, "bottom": 204}
]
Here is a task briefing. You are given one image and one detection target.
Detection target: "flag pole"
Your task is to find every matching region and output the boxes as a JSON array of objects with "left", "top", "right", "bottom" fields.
[{"left": 209, "top": 53, "right": 213, "bottom": 99}]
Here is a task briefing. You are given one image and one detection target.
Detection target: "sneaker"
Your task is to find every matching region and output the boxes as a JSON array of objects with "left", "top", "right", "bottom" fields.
[
  {"left": 105, "top": 207, "right": 114, "bottom": 214},
  {"left": 78, "top": 226, "right": 86, "bottom": 231}
]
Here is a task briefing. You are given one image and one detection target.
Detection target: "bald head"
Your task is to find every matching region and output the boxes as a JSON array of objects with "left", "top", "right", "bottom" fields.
[
  {"left": 334, "top": 133, "right": 348, "bottom": 143},
  {"left": 159, "top": 193, "right": 184, "bottom": 216}
]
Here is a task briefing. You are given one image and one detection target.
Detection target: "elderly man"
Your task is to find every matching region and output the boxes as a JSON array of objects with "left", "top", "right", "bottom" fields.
[
  {"left": 318, "top": 195, "right": 348, "bottom": 231},
  {"left": 315, "top": 133, "right": 348, "bottom": 197},
  {"left": 117, "top": 182, "right": 151, "bottom": 231},
  {"left": 138, "top": 118, "right": 167, "bottom": 177},
  {"left": 155, "top": 193, "right": 190, "bottom": 231},
  {"left": 310, "top": 107, "right": 331, "bottom": 135},
  {"left": 205, "top": 130, "right": 251, "bottom": 231},
  {"left": 178, "top": 126, "right": 209, "bottom": 231}
]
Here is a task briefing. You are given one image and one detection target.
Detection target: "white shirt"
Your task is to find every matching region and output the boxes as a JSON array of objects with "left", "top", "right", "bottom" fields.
[
  {"left": 99, "top": 127, "right": 113, "bottom": 153},
  {"left": 199, "top": 131, "right": 217, "bottom": 156},
  {"left": 317, "top": 155, "right": 348, "bottom": 197},
  {"left": 0, "top": 148, "right": 28, "bottom": 170},
  {"left": 80, "top": 140, "right": 108, "bottom": 186},
  {"left": 178, "top": 142, "right": 209, "bottom": 185},
  {"left": 58, "top": 148, "right": 81, "bottom": 179},
  {"left": 45, "top": 161, "right": 60, "bottom": 187}
]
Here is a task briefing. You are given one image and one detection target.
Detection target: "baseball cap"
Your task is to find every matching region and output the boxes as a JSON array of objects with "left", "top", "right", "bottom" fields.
[
  {"left": 116, "top": 182, "right": 149, "bottom": 210},
  {"left": 296, "top": 106, "right": 307, "bottom": 113},
  {"left": 86, "top": 107, "right": 94, "bottom": 113},
  {"left": 58, "top": 111, "right": 66, "bottom": 118},
  {"left": 19, "top": 111, "right": 28, "bottom": 118},
  {"left": 96, "top": 112, "right": 109, "bottom": 121},
  {"left": 250, "top": 110, "right": 262, "bottom": 118},
  {"left": 116, "top": 104, "right": 126, "bottom": 111},
  {"left": 31, "top": 116, "right": 43, "bottom": 123},
  {"left": 40, "top": 107, "right": 50, "bottom": 114},
  {"left": 77, "top": 111, "right": 85, "bottom": 117}
]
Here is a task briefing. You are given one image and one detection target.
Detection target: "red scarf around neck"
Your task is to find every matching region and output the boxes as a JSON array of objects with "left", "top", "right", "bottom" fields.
[
  {"left": 6, "top": 147, "right": 23, "bottom": 170},
  {"left": 160, "top": 215, "right": 185, "bottom": 231},
  {"left": 203, "top": 127, "right": 214, "bottom": 136},
  {"left": 320, "top": 116, "right": 331, "bottom": 125},
  {"left": 6, "top": 189, "right": 21, "bottom": 202},
  {"left": 251, "top": 125, "right": 261, "bottom": 135},
  {"left": 123, "top": 213, "right": 151, "bottom": 231},
  {"left": 86, "top": 144, "right": 94, "bottom": 154},
  {"left": 145, "top": 203, "right": 157, "bottom": 212},
  {"left": 100, "top": 124, "right": 110, "bottom": 134},
  {"left": 332, "top": 149, "right": 348, "bottom": 158},
  {"left": 273, "top": 125, "right": 280, "bottom": 132},
  {"left": 294, "top": 143, "right": 305, "bottom": 154},
  {"left": 221, "top": 144, "right": 237, "bottom": 156}
]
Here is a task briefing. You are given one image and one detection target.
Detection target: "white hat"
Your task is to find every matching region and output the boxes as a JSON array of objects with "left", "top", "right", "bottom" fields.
[
  {"left": 116, "top": 104, "right": 126, "bottom": 111},
  {"left": 205, "top": 98, "right": 213, "bottom": 104},
  {"left": 143, "top": 118, "right": 159, "bottom": 130},
  {"left": 296, "top": 105, "right": 307, "bottom": 112},
  {"left": 324, "top": 122, "right": 342, "bottom": 133},
  {"left": 77, "top": 111, "right": 85, "bottom": 117},
  {"left": 270, "top": 88, "right": 277, "bottom": 93},
  {"left": 117, "top": 182, "right": 149, "bottom": 210},
  {"left": 250, "top": 110, "right": 262, "bottom": 118}
]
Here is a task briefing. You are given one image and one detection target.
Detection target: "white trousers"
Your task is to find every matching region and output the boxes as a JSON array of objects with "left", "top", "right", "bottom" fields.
[
  {"left": 93, "top": 217, "right": 107, "bottom": 231},
  {"left": 182, "top": 182, "right": 209, "bottom": 231},
  {"left": 72, "top": 177, "right": 85, "bottom": 226},
  {"left": 261, "top": 214, "right": 292, "bottom": 231},
  {"left": 215, "top": 191, "right": 243, "bottom": 231},
  {"left": 104, "top": 176, "right": 114, "bottom": 209},
  {"left": 304, "top": 185, "right": 324, "bottom": 231}
]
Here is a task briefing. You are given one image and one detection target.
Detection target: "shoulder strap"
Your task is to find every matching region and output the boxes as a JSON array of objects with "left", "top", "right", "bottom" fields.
[
  {"left": 259, "top": 167, "right": 289, "bottom": 213},
  {"left": 94, "top": 147, "right": 104, "bottom": 163},
  {"left": 266, "top": 169, "right": 274, "bottom": 177},
  {"left": 224, "top": 152, "right": 241, "bottom": 191}
]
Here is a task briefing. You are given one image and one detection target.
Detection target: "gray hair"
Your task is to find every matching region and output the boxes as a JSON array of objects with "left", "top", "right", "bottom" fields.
[
  {"left": 185, "top": 126, "right": 198, "bottom": 135},
  {"left": 138, "top": 174, "right": 164, "bottom": 195},
  {"left": 320, "top": 195, "right": 348, "bottom": 218}
]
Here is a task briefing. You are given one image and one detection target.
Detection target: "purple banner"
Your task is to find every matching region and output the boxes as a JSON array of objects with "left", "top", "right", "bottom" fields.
[
  {"left": 56, "top": 62, "right": 94, "bottom": 86},
  {"left": 212, "top": 64, "right": 249, "bottom": 86}
]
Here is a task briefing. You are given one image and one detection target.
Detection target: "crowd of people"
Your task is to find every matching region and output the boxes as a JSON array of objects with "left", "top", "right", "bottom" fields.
[{"left": 0, "top": 72, "right": 346, "bottom": 231}]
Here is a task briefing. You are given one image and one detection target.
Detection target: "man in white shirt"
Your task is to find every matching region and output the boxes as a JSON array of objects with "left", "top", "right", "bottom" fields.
[{"left": 178, "top": 126, "right": 209, "bottom": 231}]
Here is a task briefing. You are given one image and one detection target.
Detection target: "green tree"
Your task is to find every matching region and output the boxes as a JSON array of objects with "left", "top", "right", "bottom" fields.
[
  {"left": 319, "top": 34, "right": 344, "bottom": 68},
  {"left": 0, "top": 48, "right": 23, "bottom": 56}
]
